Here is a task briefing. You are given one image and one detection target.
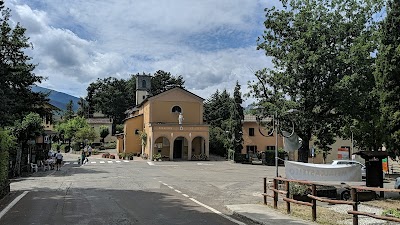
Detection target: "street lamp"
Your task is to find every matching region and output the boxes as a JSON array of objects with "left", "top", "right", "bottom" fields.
[{"left": 255, "top": 107, "right": 297, "bottom": 177}]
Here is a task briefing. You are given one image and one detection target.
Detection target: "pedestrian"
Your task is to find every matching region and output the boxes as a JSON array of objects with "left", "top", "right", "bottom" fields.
[
  {"left": 81, "top": 150, "right": 87, "bottom": 164},
  {"left": 55, "top": 150, "right": 63, "bottom": 171},
  {"left": 88, "top": 145, "right": 92, "bottom": 157}
]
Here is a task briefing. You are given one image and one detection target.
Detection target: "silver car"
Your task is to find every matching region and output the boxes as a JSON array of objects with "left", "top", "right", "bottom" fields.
[
  {"left": 395, "top": 177, "right": 400, "bottom": 190},
  {"left": 331, "top": 160, "right": 366, "bottom": 178}
]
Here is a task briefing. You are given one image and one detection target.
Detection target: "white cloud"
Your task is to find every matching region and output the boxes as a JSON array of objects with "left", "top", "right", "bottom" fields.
[{"left": 6, "top": 0, "right": 278, "bottom": 104}]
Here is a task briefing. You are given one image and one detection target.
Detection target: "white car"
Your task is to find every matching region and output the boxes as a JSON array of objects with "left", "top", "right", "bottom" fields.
[{"left": 331, "top": 160, "right": 366, "bottom": 178}]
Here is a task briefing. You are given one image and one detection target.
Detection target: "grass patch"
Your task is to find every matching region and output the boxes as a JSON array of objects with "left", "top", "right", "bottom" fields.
[
  {"left": 268, "top": 203, "right": 352, "bottom": 225},
  {"left": 363, "top": 197, "right": 400, "bottom": 209}
]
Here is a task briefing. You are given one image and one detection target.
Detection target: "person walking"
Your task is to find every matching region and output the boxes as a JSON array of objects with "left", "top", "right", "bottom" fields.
[
  {"left": 55, "top": 150, "right": 63, "bottom": 171},
  {"left": 88, "top": 145, "right": 92, "bottom": 157}
]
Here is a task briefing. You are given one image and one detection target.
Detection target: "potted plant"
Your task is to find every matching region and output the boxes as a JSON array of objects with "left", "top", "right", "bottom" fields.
[
  {"left": 289, "top": 183, "right": 312, "bottom": 202},
  {"left": 118, "top": 153, "right": 125, "bottom": 159},
  {"left": 153, "top": 153, "right": 162, "bottom": 161},
  {"left": 110, "top": 154, "right": 115, "bottom": 159}
]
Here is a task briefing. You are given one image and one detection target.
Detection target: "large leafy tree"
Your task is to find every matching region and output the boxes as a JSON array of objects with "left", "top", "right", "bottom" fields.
[
  {"left": 86, "top": 77, "right": 133, "bottom": 124},
  {"left": 57, "top": 116, "right": 94, "bottom": 148},
  {"left": 204, "top": 89, "right": 243, "bottom": 156},
  {"left": 0, "top": 2, "right": 48, "bottom": 127},
  {"left": 375, "top": 0, "right": 400, "bottom": 157},
  {"left": 251, "top": 0, "right": 382, "bottom": 162},
  {"left": 12, "top": 113, "right": 43, "bottom": 176},
  {"left": 99, "top": 125, "right": 110, "bottom": 143},
  {"left": 77, "top": 97, "right": 89, "bottom": 118},
  {"left": 150, "top": 70, "right": 185, "bottom": 96}
]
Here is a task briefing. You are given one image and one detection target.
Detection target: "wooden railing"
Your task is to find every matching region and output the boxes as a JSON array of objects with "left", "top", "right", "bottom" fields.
[{"left": 263, "top": 177, "right": 400, "bottom": 225}]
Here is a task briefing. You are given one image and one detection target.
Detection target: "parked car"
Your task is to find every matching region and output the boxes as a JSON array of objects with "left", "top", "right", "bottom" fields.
[
  {"left": 91, "top": 142, "right": 105, "bottom": 150},
  {"left": 395, "top": 177, "right": 400, "bottom": 192},
  {"left": 331, "top": 160, "right": 366, "bottom": 178}
]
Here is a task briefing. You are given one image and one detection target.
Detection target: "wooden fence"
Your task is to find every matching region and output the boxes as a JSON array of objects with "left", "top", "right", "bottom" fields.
[{"left": 263, "top": 177, "right": 400, "bottom": 225}]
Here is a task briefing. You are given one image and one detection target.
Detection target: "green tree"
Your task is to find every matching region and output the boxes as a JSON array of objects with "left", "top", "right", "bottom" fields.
[
  {"left": 0, "top": 2, "right": 48, "bottom": 127},
  {"left": 12, "top": 113, "right": 43, "bottom": 176},
  {"left": 86, "top": 77, "right": 132, "bottom": 124},
  {"left": 375, "top": 0, "right": 400, "bottom": 157},
  {"left": 115, "top": 124, "right": 124, "bottom": 134},
  {"left": 57, "top": 116, "right": 89, "bottom": 149},
  {"left": 99, "top": 125, "right": 110, "bottom": 143},
  {"left": 75, "top": 126, "right": 97, "bottom": 143},
  {"left": 251, "top": 0, "right": 382, "bottom": 162},
  {"left": 64, "top": 100, "right": 75, "bottom": 120},
  {"left": 150, "top": 70, "right": 185, "bottom": 96},
  {"left": 232, "top": 81, "right": 244, "bottom": 153},
  {"left": 77, "top": 97, "right": 88, "bottom": 118}
]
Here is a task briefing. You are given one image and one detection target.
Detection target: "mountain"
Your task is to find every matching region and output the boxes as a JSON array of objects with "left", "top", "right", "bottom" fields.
[{"left": 31, "top": 85, "right": 80, "bottom": 111}]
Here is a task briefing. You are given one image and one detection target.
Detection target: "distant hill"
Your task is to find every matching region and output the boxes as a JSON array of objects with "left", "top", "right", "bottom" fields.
[{"left": 31, "top": 85, "right": 80, "bottom": 111}]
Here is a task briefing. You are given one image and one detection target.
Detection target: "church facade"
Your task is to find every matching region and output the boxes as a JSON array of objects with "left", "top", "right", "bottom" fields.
[{"left": 116, "top": 74, "right": 209, "bottom": 161}]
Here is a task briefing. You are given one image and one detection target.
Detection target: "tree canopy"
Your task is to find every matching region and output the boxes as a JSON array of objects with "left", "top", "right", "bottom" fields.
[
  {"left": 375, "top": 0, "right": 400, "bottom": 156},
  {"left": 0, "top": 2, "right": 48, "bottom": 127},
  {"left": 250, "top": 0, "right": 383, "bottom": 162},
  {"left": 150, "top": 70, "right": 185, "bottom": 96}
]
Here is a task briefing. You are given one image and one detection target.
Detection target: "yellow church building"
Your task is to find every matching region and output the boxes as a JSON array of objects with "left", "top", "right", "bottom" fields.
[{"left": 116, "top": 74, "right": 209, "bottom": 161}]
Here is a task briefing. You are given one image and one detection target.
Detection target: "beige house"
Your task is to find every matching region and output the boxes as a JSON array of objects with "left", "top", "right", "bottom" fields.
[
  {"left": 241, "top": 114, "right": 284, "bottom": 154},
  {"left": 117, "top": 75, "right": 209, "bottom": 161},
  {"left": 87, "top": 112, "right": 115, "bottom": 143}
]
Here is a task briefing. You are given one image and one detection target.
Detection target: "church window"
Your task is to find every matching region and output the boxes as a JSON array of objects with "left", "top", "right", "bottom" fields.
[{"left": 172, "top": 106, "right": 182, "bottom": 113}]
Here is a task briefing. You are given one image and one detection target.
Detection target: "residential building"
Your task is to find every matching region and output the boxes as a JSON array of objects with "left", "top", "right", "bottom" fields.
[
  {"left": 241, "top": 114, "right": 284, "bottom": 154},
  {"left": 87, "top": 112, "right": 115, "bottom": 143}
]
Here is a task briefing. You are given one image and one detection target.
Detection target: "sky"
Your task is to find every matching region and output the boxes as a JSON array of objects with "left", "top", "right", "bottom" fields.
[{"left": 6, "top": 0, "right": 278, "bottom": 106}]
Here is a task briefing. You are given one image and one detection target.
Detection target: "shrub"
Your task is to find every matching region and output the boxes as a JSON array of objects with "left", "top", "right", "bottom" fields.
[
  {"left": 118, "top": 153, "right": 125, "bottom": 159},
  {"left": 382, "top": 209, "right": 400, "bottom": 219},
  {"left": 92, "top": 149, "right": 99, "bottom": 155},
  {"left": 104, "top": 142, "right": 116, "bottom": 149}
]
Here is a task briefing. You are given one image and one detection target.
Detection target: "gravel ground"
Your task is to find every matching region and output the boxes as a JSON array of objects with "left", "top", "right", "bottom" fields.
[{"left": 326, "top": 204, "right": 399, "bottom": 225}]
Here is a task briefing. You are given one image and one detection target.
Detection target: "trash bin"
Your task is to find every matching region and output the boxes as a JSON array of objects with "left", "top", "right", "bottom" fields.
[{"left": 355, "top": 151, "right": 388, "bottom": 197}]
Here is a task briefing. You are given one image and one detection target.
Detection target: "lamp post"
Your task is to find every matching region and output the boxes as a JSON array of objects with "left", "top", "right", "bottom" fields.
[
  {"left": 350, "top": 126, "right": 355, "bottom": 159},
  {"left": 255, "top": 108, "right": 297, "bottom": 177}
]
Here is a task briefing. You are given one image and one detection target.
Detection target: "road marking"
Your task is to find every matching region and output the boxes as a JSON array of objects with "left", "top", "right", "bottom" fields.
[
  {"left": 147, "top": 162, "right": 155, "bottom": 166},
  {"left": 189, "top": 198, "right": 245, "bottom": 225},
  {"left": 107, "top": 161, "right": 113, "bottom": 164},
  {"left": 64, "top": 162, "right": 70, "bottom": 165},
  {"left": 0, "top": 191, "right": 29, "bottom": 220},
  {"left": 174, "top": 190, "right": 182, "bottom": 193},
  {"left": 162, "top": 183, "right": 168, "bottom": 186},
  {"left": 167, "top": 186, "right": 174, "bottom": 189},
  {"left": 182, "top": 194, "right": 189, "bottom": 198},
  {"left": 158, "top": 181, "right": 162, "bottom": 183},
  {"left": 73, "top": 162, "right": 78, "bottom": 165},
  {"left": 100, "top": 161, "right": 105, "bottom": 164},
  {"left": 197, "top": 163, "right": 213, "bottom": 166},
  {"left": 123, "top": 160, "right": 129, "bottom": 162},
  {"left": 91, "top": 162, "right": 96, "bottom": 164},
  {"left": 116, "top": 160, "right": 121, "bottom": 163}
]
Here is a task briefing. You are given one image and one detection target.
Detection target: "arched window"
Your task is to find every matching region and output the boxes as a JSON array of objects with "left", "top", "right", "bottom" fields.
[
  {"left": 171, "top": 106, "right": 182, "bottom": 113},
  {"left": 142, "top": 80, "right": 146, "bottom": 88}
]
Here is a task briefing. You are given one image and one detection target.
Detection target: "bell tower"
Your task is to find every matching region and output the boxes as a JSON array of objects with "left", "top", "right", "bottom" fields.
[{"left": 135, "top": 72, "right": 152, "bottom": 105}]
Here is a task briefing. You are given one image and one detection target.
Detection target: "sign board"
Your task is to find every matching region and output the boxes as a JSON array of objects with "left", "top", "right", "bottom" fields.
[
  {"left": 382, "top": 158, "right": 388, "bottom": 172},
  {"left": 285, "top": 161, "right": 362, "bottom": 182},
  {"left": 338, "top": 148, "right": 350, "bottom": 160}
]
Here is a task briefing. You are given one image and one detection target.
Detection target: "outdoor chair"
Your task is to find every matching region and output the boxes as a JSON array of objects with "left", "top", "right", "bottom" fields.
[
  {"left": 30, "top": 163, "right": 38, "bottom": 173},
  {"left": 41, "top": 161, "right": 49, "bottom": 171}
]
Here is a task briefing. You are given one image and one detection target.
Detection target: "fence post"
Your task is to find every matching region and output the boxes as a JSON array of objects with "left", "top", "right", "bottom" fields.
[
  {"left": 351, "top": 188, "right": 358, "bottom": 225},
  {"left": 285, "top": 180, "right": 290, "bottom": 214},
  {"left": 263, "top": 177, "right": 267, "bottom": 205},
  {"left": 273, "top": 178, "right": 278, "bottom": 209},
  {"left": 312, "top": 184, "right": 317, "bottom": 221}
]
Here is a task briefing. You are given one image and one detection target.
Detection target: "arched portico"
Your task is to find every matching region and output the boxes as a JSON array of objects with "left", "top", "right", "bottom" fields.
[{"left": 153, "top": 136, "right": 170, "bottom": 159}]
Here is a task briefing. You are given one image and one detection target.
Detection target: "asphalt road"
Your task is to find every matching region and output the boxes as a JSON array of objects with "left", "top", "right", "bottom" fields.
[{"left": 1, "top": 155, "right": 276, "bottom": 225}]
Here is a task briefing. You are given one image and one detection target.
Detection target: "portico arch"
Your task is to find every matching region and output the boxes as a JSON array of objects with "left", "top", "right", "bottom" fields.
[
  {"left": 171, "top": 136, "right": 189, "bottom": 160},
  {"left": 153, "top": 136, "right": 170, "bottom": 159}
]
